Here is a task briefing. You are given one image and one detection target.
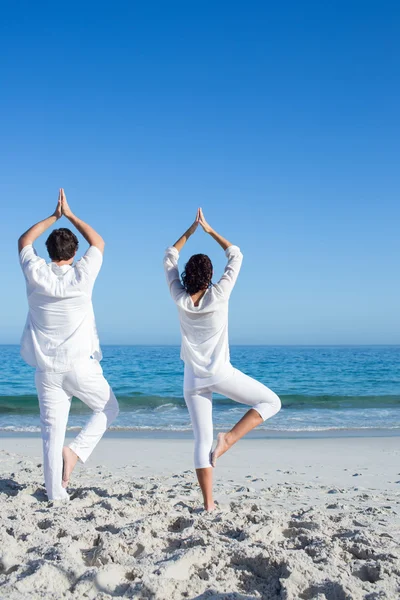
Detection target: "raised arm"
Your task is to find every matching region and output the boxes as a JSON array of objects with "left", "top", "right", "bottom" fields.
[
  {"left": 164, "top": 211, "right": 200, "bottom": 302},
  {"left": 197, "top": 208, "right": 232, "bottom": 250},
  {"left": 198, "top": 208, "right": 243, "bottom": 296},
  {"left": 61, "top": 189, "right": 105, "bottom": 254},
  {"left": 18, "top": 192, "right": 62, "bottom": 252},
  {"left": 172, "top": 209, "right": 200, "bottom": 252}
]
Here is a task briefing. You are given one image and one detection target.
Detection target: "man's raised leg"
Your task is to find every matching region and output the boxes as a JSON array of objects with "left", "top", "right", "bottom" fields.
[{"left": 64, "top": 360, "right": 119, "bottom": 485}]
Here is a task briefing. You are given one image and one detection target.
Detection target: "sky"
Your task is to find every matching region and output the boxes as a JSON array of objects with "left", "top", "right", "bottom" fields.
[{"left": 1, "top": 1, "right": 399, "bottom": 345}]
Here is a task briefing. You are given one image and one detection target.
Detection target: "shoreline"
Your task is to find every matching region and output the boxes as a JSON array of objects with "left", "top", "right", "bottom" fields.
[
  {"left": 1, "top": 435, "right": 399, "bottom": 491},
  {"left": 1, "top": 427, "right": 400, "bottom": 440}
]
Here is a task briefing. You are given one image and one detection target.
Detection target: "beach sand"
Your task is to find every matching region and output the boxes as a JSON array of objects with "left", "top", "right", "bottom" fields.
[{"left": 0, "top": 435, "right": 399, "bottom": 599}]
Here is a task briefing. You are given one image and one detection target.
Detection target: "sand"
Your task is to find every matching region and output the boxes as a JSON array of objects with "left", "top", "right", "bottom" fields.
[{"left": 0, "top": 435, "right": 399, "bottom": 599}]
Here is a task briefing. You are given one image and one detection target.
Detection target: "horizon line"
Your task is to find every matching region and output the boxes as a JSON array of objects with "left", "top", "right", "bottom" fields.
[{"left": 1, "top": 343, "right": 400, "bottom": 348}]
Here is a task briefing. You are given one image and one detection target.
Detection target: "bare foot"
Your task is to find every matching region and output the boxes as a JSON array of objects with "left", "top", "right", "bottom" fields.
[
  {"left": 211, "top": 432, "right": 230, "bottom": 467},
  {"left": 205, "top": 502, "right": 216, "bottom": 512},
  {"left": 62, "top": 447, "right": 79, "bottom": 488}
]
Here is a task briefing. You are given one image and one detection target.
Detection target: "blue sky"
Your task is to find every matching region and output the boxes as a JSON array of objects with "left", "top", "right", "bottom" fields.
[{"left": 1, "top": 1, "right": 399, "bottom": 345}]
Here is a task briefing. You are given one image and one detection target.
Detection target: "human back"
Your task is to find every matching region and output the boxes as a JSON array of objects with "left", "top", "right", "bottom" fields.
[{"left": 21, "top": 245, "right": 102, "bottom": 371}]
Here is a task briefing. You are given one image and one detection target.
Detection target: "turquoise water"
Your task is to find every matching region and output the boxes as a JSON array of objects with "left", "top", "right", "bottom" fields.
[{"left": 0, "top": 345, "right": 400, "bottom": 434}]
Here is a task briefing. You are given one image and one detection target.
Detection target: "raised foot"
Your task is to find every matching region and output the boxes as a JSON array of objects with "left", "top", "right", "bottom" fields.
[
  {"left": 62, "top": 446, "right": 79, "bottom": 489},
  {"left": 211, "top": 432, "right": 230, "bottom": 468}
]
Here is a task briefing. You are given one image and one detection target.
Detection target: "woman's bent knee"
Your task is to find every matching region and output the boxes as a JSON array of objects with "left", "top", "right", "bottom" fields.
[
  {"left": 272, "top": 393, "right": 281, "bottom": 415},
  {"left": 255, "top": 391, "right": 281, "bottom": 421}
]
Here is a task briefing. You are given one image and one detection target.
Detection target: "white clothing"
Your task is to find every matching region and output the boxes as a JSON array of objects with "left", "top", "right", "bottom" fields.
[
  {"left": 35, "top": 359, "right": 119, "bottom": 500},
  {"left": 20, "top": 245, "right": 103, "bottom": 373},
  {"left": 184, "top": 369, "right": 281, "bottom": 469},
  {"left": 164, "top": 245, "right": 243, "bottom": 390}
]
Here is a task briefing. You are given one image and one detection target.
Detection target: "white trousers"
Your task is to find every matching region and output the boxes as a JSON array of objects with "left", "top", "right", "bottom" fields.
[
  {"left": 184, "top": 368, "right": 281, "bottom": 469},
  {"left": 35, "top": 359, "right": 119, "bottom": 501}
]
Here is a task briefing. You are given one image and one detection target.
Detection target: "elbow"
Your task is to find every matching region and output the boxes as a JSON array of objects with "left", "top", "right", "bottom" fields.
[
  {"left": 18, "top": 235, "right": 27, "bottom": 252},
  {"left": 95, "top": 238, "right": 105, "bottom": 253}
]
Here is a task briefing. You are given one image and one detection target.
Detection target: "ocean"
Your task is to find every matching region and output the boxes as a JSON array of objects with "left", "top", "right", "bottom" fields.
[{"left": 0, "top": 345, "right": 399, "bottom": 436}]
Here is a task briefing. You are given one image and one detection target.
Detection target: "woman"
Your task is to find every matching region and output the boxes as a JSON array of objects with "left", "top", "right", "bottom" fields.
[{"left": 164, "top": 208, "right": 281, "bottom": 511}]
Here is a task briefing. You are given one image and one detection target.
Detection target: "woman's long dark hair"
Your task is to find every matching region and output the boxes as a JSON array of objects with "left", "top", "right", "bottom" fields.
[{"left": 181, "top": 254, "right": 213, "bottom": 295}]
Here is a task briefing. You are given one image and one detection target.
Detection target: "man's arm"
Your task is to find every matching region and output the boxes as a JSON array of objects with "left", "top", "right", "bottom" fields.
[
  {"left": 197, "top": 207, "right": 232, "bottom": 250},
  {"left": 61, "top": 189, "right": 105, "bottom": 253},
  {"left": 172, "top": 209, "right": 200, "bottom": 252},
  {"left": 18, "top": 191, "right": 62, "bottom": 252}
]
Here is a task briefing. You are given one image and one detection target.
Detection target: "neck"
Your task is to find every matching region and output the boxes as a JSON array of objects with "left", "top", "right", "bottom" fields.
[
  {"left": 190, "top": 288, "right": 208, "bottom": 306},
  {"left": 53, "top": 259, "right": 73, "bottom": 266}
]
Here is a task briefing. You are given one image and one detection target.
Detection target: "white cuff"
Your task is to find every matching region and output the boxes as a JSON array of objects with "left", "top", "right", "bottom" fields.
[
  {"left": 225, "top": 245, "right": 241, "bottom": 257},
  {"left": 165, "top": 246, "right": 179, "bottom": 258}
]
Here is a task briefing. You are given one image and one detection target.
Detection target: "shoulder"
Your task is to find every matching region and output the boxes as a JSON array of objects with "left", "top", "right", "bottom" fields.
[
  {"left": 211, "top": 282, "right": 228, "bottom": 298},
  {"left": 19, "top": 245, "right": 46, "bottom": 272},
  {"left": 75, "top": 246, "right": 103, "bottom": 273}
]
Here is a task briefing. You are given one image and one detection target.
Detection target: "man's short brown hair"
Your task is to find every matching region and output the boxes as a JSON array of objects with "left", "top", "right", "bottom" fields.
[{"left": 45, "top": 228, "right": 79, "bottom": 261}]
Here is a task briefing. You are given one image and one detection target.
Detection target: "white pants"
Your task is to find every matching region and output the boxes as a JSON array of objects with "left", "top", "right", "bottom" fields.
[
  {"left": 184, "top": 368, "right": 281, "bottom": 469},
  {"left": 35, "top": 359, "right": 119, "bottom": 501}
]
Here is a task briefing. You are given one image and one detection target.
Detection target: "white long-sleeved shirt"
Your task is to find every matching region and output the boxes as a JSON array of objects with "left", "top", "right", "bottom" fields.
[
  {"left": 164, "top": 244, "right": 243, "bottom": 390},
  {"left": 20, "top": 244, "right": 103, "bottom": 372}
]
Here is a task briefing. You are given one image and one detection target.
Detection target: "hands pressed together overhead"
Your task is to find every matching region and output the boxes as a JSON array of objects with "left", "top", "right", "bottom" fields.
[
  {"left": 173, "top": 208, "right": 232, "bottom": 253},
  {"left": 19, "top": 188, "right": 105, "bottom": 254},
  {"left": 187, "top": 208, "right": 212, "bottom": 237},
  {"left": 54, "top": 188, "right": 73, "bottom": 220}
]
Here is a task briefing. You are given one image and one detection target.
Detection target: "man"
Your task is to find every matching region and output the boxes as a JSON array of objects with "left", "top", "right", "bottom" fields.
[{"left": 18, "top": 189, "right": 119, "bottom": 501}]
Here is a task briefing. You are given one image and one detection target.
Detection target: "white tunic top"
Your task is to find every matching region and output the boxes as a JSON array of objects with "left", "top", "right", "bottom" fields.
[
  {"left": 20, "top": 244, "right": 103, "bottom": 373},
  {"left": 164, "top": 244, "right": 243, "bottom": 390}
]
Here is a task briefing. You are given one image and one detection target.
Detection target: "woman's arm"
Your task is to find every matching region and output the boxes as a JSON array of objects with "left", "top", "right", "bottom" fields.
[
  {"left": 173, "top": 209, "right": 200, "bottom": 252},
  {"left": 197, "top": 208, "right": 242, "bottom": 296},
  {"left": 197, "top": 208, "right": 232, "bottom": 250},
  {"left": 215, "top": 245, "right": 243, "bottom": 297},
  {"left": 18, "top": 191, "right": 62, "bottom": 252},
  {"left": 164, "top": 210, "right": 200, "bottom": 301}
]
